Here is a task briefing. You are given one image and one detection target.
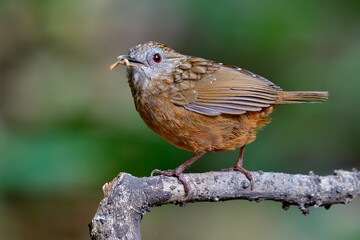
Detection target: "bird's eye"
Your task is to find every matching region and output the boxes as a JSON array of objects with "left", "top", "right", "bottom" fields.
[{"left": 153, "top": 53, "right": 162, "bottom": 63}]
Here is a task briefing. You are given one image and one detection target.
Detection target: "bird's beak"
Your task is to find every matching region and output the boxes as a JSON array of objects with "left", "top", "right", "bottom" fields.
[{"left": 109, "top": 55, "right": 143, "bottom": 70}]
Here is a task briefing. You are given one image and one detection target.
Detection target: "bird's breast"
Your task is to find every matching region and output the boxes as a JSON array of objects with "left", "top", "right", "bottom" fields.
[{"left": 133, "top": 92, "right": 276, "bottom": 153}]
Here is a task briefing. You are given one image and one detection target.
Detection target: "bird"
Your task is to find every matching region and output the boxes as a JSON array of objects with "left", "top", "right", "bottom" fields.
[{"left": 110, "top": 41, "right": 328, "bottom": 200}]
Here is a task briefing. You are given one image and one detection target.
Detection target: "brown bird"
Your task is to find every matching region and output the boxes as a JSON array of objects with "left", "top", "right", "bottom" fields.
[{"left": 110, "top": 41, "right": 328, "bottom": 199}]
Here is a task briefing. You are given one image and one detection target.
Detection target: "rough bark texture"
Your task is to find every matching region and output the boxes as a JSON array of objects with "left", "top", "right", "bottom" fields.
[{"left": 89, "top": 170, "right": 360, "bottom": 240}]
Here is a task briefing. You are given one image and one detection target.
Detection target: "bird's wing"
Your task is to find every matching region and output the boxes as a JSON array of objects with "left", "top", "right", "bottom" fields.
[{"left": 169, "top": 59, "right": 281, "bottom": 116}]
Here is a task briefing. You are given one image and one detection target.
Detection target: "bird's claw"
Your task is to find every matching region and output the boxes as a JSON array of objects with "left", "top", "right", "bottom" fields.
[
  {"left": 221, "top": 167, "right": 254, "bottom": 190},
  {"left": 150, "top": 169, "right": 191, "bottom": 201}
]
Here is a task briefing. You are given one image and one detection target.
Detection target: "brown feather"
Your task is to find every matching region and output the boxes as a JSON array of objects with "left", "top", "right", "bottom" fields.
[
  {"left": 277, "top": 91, "right": 328, "bottom": 104},
  {"left": 170, "top": 61, "right": 280, "bottom": 116}
]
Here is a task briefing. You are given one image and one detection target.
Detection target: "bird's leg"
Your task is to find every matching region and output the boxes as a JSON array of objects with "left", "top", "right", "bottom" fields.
[
  {"left": 221, "top": 146, "right": 254, "bottom": 190},
  {"left": 151, "top": 152, "right": 206, "bottom": 201}
]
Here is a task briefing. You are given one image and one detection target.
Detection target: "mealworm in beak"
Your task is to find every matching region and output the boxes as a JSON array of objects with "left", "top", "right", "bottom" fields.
[
  {"left": 109, "top": 59, "right": 130, "bottom": 70},
  {"left": 109, "top": 62, "right": 120, "bottom": 71},
  {"left": 123, "top": 58, "right": 130, "bottom": 67}
]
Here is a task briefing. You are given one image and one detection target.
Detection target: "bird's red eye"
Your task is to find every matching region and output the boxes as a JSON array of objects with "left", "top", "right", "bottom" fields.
[{"left": 153, "top": 53, "right": 161, "bottom": 63}]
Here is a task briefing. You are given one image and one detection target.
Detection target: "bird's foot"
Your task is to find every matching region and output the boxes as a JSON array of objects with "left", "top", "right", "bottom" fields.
[
  {"left": 151, "top": 169, "right": 192, "bottom": 201},
  {"left": 221, "top": 166, "right": 254, "bottom": 190}
]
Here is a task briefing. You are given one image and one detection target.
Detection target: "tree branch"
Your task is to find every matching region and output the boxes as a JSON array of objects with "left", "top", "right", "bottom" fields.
[{"left": 89, "top": 169, "right": 360, "bottom": 240}]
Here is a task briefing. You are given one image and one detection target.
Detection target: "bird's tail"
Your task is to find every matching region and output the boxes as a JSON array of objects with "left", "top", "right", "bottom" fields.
[{"left": 276, "top": 91, "right": 328, "bottom": 104}]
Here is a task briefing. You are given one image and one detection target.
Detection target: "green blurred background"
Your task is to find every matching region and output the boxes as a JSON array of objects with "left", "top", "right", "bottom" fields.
[{"left": 1, "top": 0, "right": 359, "bottom": 239}]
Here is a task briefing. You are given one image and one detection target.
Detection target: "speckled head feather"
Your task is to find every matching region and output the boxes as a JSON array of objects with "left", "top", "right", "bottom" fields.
[
  {"left": 131, "top": 41, "right": 173, "bottom": 53},
  {"left": 129, "top": 41, "right": 182, "bottom": 60},
  {"left": 126, "top": 42, "right": 188, "bottom": 95}
]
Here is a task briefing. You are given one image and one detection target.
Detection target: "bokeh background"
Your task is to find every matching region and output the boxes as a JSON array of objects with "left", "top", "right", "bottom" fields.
[{"left": 1, "top": 0, "right": 360, "bottom": 239}]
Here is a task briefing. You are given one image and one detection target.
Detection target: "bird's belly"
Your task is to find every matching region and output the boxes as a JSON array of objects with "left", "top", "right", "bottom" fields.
[{"left": 136, "top": 97, "right": 276, "bottom": 153}]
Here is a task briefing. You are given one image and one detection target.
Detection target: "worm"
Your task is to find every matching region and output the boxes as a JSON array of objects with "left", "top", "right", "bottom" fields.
[{"left": 109, "top": 59, "right": 130, "bottom": 70}]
